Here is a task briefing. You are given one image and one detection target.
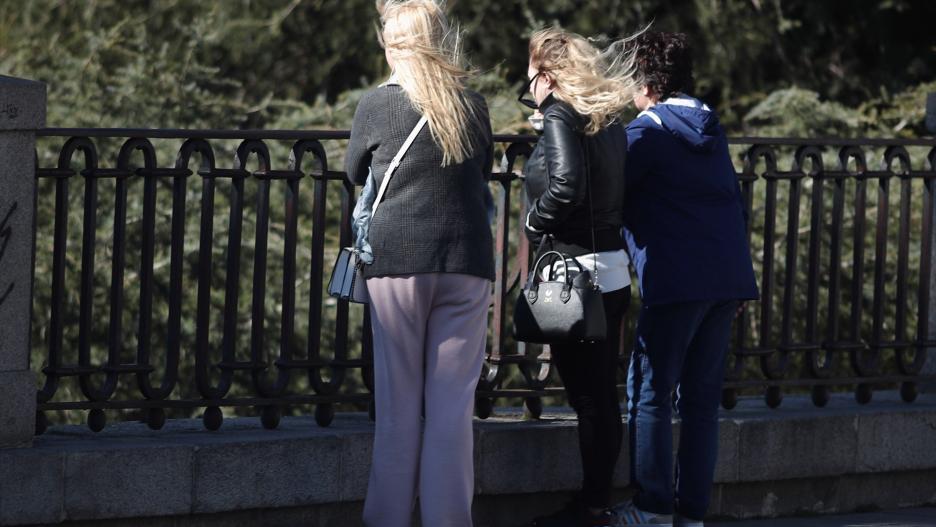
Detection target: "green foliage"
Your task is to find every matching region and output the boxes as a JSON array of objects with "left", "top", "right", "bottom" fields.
[
  {"left": 743, "top": 82, "right": 936, "bottom": 140},
  {"left": 4, "top": 0, "right": 935, "bottom": 132},
  {"left": 0, "top": 0, "right": 254, "bottom": 129},
  {"left": 743, "top": 87, "right": 864, "bottom": 137}
]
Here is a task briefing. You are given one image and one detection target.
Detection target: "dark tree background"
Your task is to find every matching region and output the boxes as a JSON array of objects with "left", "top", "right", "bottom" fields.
[
  {"left": 1, "top": 0, "right": 934, "bottom": 422},
  {"left": 2, "top": 0, "right": 935, "bottom": 134}
]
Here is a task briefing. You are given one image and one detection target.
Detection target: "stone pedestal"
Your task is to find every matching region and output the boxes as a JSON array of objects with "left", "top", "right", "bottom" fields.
[{"left": 0, "top": 75, "right": 46, "bottom": 447}]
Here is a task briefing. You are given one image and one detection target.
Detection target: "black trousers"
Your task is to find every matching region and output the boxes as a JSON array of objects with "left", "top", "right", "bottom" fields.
[{"left": 550, "top": 286, "right": 631, "bottom": 509}]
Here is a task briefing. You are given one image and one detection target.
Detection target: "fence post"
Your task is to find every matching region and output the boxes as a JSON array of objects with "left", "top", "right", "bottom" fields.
[
  {"left": 927, "top": 94, "right": 936, "bottom": 393},
  {"left": 925, "top": 93, "right": 936, "bottom": 135},
  {"left": 0, "top": 75, "right": 46, "bottom": 447},
  {"left": 928, "top": 185, "right": 936, "bottom": 393}
]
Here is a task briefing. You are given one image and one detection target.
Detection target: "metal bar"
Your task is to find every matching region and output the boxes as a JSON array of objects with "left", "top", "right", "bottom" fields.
[
  {"left": 194, "top": 172, "right": 218, "bottom": 398},
  {"left": 777, "top": 170, "right": 801, "bottom": 375},
  {"left": 895, "top": 175, "right": 912, "bottom": 370},
  {"left": 758, "top": 152, "right": 779, "bottom": 379},
  {"left": 249, "top": 176, "right": 273, "bottom": 396},
  {"left": 38, "top": 172, "right": 69, "bottom": 403},
  {"left": 36, "top": 128, "right": 936, "bottom": 147},
  {"left": 217, "top": 171, "right": 244, "bottom": 398},
  {"left": 839, "top": 147, "right": 877, "bottom": 376},
  {"left": 277, "top": 176, "right": 301, "bottom": 392},
  {"left": 75, "top": 143, "right": 105, "bottom": 402}
]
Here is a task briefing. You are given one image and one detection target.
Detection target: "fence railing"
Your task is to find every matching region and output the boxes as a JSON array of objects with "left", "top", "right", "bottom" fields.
[{"left": 30, "top": 128, "right": 936, "bottom": 432}]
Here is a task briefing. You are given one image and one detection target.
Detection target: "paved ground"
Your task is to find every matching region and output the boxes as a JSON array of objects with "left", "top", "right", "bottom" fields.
[{"left": 708, "top": 507, "right": 936, "bottom": 527}]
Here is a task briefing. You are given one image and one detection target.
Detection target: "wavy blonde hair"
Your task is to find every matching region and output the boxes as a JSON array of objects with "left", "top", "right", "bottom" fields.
[
  {"left": 529, "top": 27, "right": 642, "bottom": 135},
  {"left": 377, "top": 0, "right": 480, "bottom": 166}
]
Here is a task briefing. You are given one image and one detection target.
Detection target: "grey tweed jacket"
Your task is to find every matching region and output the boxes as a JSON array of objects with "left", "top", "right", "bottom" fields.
[{"left": 344, "top": 85, "right": 495, "bottom": 281}]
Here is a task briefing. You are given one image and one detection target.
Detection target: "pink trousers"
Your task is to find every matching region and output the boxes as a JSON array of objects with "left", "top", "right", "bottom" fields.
[{"left": 362, "top": 273, "right": 490, "bottom": 527}]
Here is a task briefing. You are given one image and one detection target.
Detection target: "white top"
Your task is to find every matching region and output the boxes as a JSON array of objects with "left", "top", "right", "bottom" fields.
[{"left": 540, "top": 248, "right": 632, "bottom": 293}]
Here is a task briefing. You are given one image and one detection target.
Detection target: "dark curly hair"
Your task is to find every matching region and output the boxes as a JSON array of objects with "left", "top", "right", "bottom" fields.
[{"left": 633, "top": 32, "right": 694, "bottom": 100}]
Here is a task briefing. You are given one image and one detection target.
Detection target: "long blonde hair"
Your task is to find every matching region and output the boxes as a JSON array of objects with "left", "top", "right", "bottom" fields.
[
  {"left": 377, "top": 0, "right": 479, "bottom": 166},
  {"left": 529, "top": 27, "right": 642, "bottom": 135}
]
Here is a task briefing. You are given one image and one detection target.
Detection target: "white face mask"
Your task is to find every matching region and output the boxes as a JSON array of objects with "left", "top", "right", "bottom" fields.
[{"left": 528, "top": 114, "right": 544, "bottom": 133}]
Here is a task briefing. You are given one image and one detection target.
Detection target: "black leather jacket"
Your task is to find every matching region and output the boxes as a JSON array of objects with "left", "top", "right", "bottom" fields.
[{"left": 523, "top": 94, "right": 628, "bottom": 255}]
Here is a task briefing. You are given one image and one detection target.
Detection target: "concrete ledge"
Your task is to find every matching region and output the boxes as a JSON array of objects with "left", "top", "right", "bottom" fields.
[
  {"left": 4, "top": 393, "right": 935, "bottom": 526},
  {"left": 0, "top": 370, "right": 36, "bottom": 448}
]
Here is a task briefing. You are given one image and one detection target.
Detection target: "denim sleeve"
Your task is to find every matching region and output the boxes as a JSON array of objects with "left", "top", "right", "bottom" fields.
[{"left": 351, "top": 170, "right": 376, "bottom": 264}]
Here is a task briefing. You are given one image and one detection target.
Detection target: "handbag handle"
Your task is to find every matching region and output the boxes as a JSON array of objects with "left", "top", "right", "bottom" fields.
[
  {"left": 527, "top": 250, "right": 584, "bottom": 287},
  {"left": 371, "top": 115, "right": 429, "bottom": 218},
  {"left": 525, "top": 250, "right": 584, "bottom": 304}
]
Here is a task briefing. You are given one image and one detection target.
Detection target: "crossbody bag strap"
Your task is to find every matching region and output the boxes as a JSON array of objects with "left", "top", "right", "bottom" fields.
[
  {"left": 371, "top": 115, "right": 429, "bottom": 217},
  {"left": 581, "top": 137, "right": 599, "bottom": 288}
]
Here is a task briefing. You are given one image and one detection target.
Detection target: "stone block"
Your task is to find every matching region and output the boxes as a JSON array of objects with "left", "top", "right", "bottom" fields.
[
  {"left": 715, "top": 476, "right": 842, "bottom": 520},
  {"left": 64, "top": 445, "right": 193, "bottom": 520},
  {"left": 0, "top": 76, "right": 44, "bottom": 383},
  {"left": 192, "top": 436, "right": 341, "bottom": 513},
  {"left": 0, "top": 76, "right": 46, "bottom": 131},
  {"left": 713, "top": 470, "right": 936, "bottom": 521},
  {"left": 713, "top": 418, "right": 741, "bottom": 483},
  {"left": 0, "top": 370, "right": 36, "bottom": 448},
  {"left": 737, "top": 414, "right": 857, "bottom": 482},
  {"left": 856, "top": 410, "right": 936, "bottom": 473},
  {"left": 0, "top": 448, "right": 65, "bottom": 525},
  {"left": 0, "top": 133, "right": 37, "bottom": 374},
  {"left": 835, "top": 470, "right": 936, "bottom": 513},
  {"left": 338, "top": 430, "right": 373, "bottom": 501},
  {"left": 475, "top": 419, "right": 582, "bottom": 495}
]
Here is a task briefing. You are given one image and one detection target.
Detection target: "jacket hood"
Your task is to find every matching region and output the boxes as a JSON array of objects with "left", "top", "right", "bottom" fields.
[{"left": 637, "top": 95, "right": 723, "bottom": 152}]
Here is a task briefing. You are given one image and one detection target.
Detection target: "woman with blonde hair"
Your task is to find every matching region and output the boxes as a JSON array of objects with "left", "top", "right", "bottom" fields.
[
  {"left": 518, "top": 27, "right": 639, "bottom": 527},
  {"left": 344, "top": 1, "right": 494, "bottom": 526}
]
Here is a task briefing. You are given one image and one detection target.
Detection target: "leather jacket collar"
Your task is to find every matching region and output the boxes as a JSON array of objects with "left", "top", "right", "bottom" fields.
[{"left": 538, "top": 92, "right": 559, "bottom": 112}]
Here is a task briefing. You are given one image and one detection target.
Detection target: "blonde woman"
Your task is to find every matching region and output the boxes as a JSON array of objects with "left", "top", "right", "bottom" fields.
[
  {"left": 519, "top": 28, "right": 639, "bottom": 527},
  {"left": 344, "top": 1, "right": 494, "bottom": 526}
]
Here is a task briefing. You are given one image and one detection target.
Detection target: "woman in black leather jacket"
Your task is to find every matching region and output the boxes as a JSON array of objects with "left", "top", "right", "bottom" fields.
[{"left": 520, "top": 28, "right": 638, "bottom": 527}]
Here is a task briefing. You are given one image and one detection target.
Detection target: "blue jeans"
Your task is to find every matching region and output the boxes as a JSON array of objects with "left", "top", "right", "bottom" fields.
[{"left": 626, "top": 299, "right": 738, "bottom": 520}]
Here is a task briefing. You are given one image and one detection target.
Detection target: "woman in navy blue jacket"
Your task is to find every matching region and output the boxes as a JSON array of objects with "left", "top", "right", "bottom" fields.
[{"left": 613, "top": 32, "right": 759, "bottom": 526}]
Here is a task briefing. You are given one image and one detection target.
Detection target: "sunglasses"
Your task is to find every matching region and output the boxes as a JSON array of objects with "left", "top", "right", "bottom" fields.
[{"left": 517, "top": 72, "right": 542, "bottom": 110}]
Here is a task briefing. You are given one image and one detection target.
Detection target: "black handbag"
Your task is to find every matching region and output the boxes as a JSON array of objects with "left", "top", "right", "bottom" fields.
[
  {"left": 513, "top": 138, "right": 606, "bottom": 343},
  {"left": 513, "top": 246, "right": 606, "bottom": 343},
  {"left": 327, "top": 247, "right": 369, "bottom": 303}
]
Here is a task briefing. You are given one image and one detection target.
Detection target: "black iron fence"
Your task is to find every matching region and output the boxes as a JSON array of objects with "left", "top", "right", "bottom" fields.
[{"left": 30, "top": 129, "right": 936, "bottom": 432}]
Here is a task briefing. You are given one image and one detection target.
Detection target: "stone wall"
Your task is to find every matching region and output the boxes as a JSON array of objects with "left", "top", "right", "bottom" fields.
[{"left": 1, "top": 394, "right": 934, "bottom": 526}]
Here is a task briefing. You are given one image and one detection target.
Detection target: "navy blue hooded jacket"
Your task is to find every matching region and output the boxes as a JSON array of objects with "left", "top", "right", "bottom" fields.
[{"left": 623, "top": 95, "right": 759, "bottom": 305}]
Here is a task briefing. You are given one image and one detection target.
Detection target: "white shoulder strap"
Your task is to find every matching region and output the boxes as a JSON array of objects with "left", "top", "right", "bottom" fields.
[
  {"left": 371, "top": 115, "right": 428, "bottom": 217},
  {"left": 638, "top": 109, "right": 662, "bottom": 127}
]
